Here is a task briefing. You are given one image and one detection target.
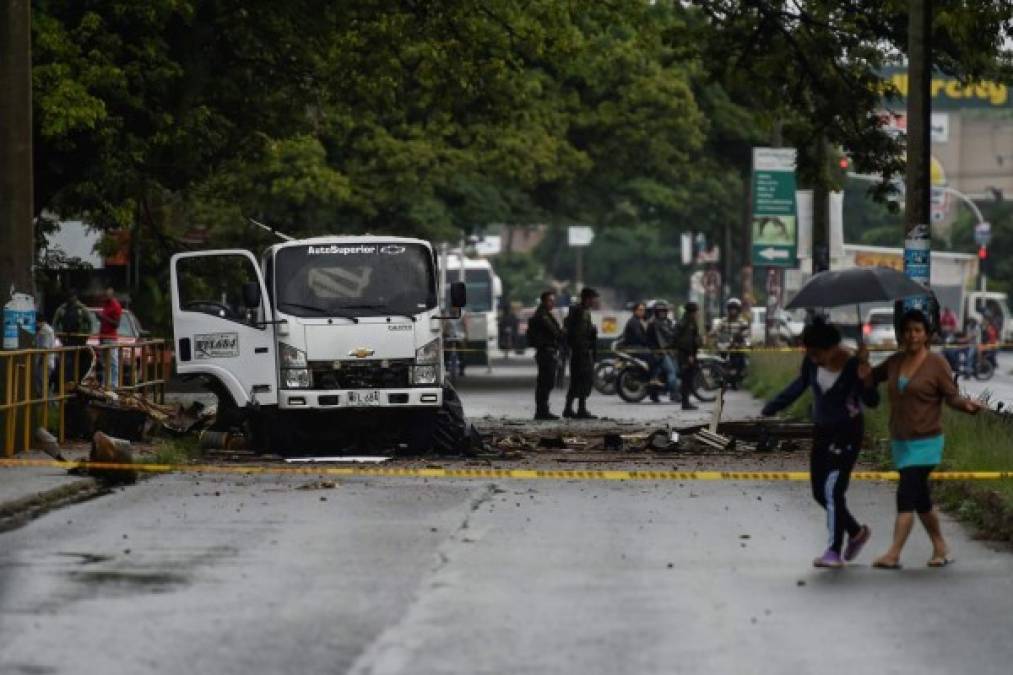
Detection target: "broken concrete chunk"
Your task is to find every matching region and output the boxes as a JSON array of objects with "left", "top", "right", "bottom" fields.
[
  {"left": 87, "top": 431, "right": 137, "bottom": 484},
  {"left": 32, "top": 427, "right": 66, "bottom": 461}
]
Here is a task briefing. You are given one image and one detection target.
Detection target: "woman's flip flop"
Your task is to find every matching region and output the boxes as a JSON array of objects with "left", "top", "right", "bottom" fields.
[
  {"left": 927, "top": 557, "right": 954, "bottom": 568},
  {"left": 873, "top": 560, "right": 903, "bottom": 570}
]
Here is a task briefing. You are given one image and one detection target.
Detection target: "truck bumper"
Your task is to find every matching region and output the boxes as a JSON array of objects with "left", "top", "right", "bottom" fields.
[{"left": 278, "top": 387, "right": 443, "bottom": 410}]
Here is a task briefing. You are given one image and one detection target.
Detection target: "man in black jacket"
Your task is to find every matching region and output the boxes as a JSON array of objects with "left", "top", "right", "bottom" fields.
[
  {"left": 676, "top": 302, "right": 702, "bottom": 410},
  {"left": 528, "top": 291, "right": 564, "bottom": 420},
  {"left": 563, "top": 287, "right": 599, "bottom": 419}
]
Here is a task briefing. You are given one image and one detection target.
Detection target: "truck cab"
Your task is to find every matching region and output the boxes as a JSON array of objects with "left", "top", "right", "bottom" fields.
[
  {"left": 965, "top": 291, "right": 1013, "bottom": 343},
  {"left": 170, "top": 236, "right": 465, "bottom": 453}
]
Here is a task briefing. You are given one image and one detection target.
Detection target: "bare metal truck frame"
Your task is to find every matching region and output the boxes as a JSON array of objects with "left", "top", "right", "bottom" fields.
[{"left": 170, "top": 236, "right": 466, "bottom": 453}]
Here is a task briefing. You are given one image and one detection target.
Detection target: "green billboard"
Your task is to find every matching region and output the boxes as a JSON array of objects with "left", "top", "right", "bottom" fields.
[{"left": 751, "top": 147, "right": 798, "bottom": 268}]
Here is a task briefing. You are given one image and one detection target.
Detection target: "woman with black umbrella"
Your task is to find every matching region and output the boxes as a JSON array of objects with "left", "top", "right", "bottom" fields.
[{"left": 762, "top": 319, "right": 880, "bottom": 568}]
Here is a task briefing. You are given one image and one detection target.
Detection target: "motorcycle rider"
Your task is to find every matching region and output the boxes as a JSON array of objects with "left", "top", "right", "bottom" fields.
[
  {"left": 646, "top": 301, "right": 680, "bottom": 403},
  {"left": 711, "top": 297, "right": 751, "bottom": 388},
  {"left": 621, "top": 302, "right": 650, "bottom": 352},
  {"left": 676, "top": 302, "right": 702, "bottom": 411}
]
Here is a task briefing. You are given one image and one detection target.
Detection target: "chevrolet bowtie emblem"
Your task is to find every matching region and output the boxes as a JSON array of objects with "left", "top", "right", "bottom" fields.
[{"left": 349, "top": 347, "right": 374, "bottom": 359}]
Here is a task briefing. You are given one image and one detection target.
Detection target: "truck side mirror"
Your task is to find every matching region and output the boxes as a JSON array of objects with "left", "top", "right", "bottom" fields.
[
  {"left": 450, "top": 281, "right": 467, "bottom": 309},
  {"left": 242, "top": 281, "right": 261, "bottom": 309}
]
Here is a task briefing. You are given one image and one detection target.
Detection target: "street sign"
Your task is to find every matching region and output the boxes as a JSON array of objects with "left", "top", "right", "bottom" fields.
[
  {"left": 567, "top": 226, "right": 594, "bottom": 247},
  {"left": 681, "top": 233, "right": 692, "bottom": 265},
  {"left": 751, "top": 147, "right": 799, "bottom": 268},
  {"left": 756, "top": 247, "right": 790, "bottom": 261},
  {"left": 974, "top": 221, "right": 992, "bottom": 247}
]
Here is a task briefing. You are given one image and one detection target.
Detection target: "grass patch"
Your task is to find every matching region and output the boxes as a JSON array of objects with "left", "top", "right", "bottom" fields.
[
  {"left": 147, "top": 436, "right": 203, "bottom": 465},
  {"left": 747, "top": 351, "right": 1013, "bottom": 541}
]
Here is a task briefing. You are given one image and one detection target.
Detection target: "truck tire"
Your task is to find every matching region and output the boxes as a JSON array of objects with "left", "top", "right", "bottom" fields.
[{"left": 431, "top": 385, "right": 469, "bottom": 453}]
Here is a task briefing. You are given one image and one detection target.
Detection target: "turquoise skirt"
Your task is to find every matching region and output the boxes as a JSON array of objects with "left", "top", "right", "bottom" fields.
[{"left": 890, "top": 435, "right": 944, "bottom": 469}]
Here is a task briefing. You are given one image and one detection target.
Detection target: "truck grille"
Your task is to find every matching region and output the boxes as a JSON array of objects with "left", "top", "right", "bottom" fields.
[{"left": 309, "top": 360, "right": 412, "bottom": 389}]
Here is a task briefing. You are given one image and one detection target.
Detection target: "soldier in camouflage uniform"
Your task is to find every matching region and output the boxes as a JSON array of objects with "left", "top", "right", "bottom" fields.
[{"left": 563, "top": 287, "right": 599, "bottom": 419}]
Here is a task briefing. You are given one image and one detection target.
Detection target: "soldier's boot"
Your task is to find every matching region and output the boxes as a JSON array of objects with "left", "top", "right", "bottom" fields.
[
  {"left": 562, "top": 395, "right": 575, "bottom": 418},
  {"left": 575, "top": 398, "right": 597, "bottom": 420}
]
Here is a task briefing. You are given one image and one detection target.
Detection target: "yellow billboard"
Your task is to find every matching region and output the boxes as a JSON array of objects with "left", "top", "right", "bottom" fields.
[{"left": 854, "top": 251, "right": 903, "bottom": 271}]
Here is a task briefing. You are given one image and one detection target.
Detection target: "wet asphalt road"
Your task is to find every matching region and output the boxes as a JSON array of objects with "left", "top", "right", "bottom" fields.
[
  {"left": 2, "top": 357, "right": 1013, "bottom": 674},
  {"left": 1, "top": 471, "right": 1013, "bottom": 675}
]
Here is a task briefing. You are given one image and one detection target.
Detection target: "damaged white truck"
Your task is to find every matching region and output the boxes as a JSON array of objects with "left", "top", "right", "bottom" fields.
[{"left": 169, "top": 236, "right": 468, "bottom": 454}]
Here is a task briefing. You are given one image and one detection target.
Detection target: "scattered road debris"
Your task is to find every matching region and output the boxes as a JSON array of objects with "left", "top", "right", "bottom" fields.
[
  {"left": 75, "top": 383, "right": 217, "bottom": 438},
  {"left": 32, "top": 428, "right": 67, "bottom": 461},
  {"left": 296, "top": 480, "right": 338, "bottom": 490},
  {"left": 284, "top": 456, "right": 390, "bottom": 464},
  {"left": 695, "top": 429, "right": 734, "bottom": 451},
  {"left": 76, "top": 432, "right": 137, "bottom": 485}
]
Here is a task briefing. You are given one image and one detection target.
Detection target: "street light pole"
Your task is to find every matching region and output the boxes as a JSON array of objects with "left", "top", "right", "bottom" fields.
[{"left": 848, "top": 174, "right": 991, "bottom": 290}]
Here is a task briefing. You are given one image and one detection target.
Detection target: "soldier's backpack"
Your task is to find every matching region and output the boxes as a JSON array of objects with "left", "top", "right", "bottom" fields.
[{"left": 61, "top": 302, "right": 85, "bottom": 336}]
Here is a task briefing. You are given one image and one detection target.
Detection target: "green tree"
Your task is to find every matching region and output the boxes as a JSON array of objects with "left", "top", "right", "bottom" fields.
[
  {"left": 692, "top": 0, "right": 1013, "bottom": 194},
  {"left": 496, "top": 253, "right": 550, "bottom": 306}
]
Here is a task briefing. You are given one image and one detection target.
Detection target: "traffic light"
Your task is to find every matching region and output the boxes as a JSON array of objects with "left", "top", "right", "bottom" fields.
[
  {"left": 832, "top": 153, "right": 851, "bottom": 186},
  {"left": 979, "top": 245, "right": 988, "bottom": 260}
]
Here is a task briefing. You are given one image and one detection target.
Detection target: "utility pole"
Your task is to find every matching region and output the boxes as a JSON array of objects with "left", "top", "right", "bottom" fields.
[
  {"left": 0, "top": 0, "right": 35, "bottom": 312},
  {"left": 904, "top": 0, "right": 932, "bottom": 305},
  {"left": 811, "top": 137, "right": 831, "bottom": 273}
]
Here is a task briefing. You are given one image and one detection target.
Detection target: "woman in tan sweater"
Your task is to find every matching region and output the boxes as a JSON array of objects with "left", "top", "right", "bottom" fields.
[{"left": 860, "top": 310, "right": 981, "bottom": 569}]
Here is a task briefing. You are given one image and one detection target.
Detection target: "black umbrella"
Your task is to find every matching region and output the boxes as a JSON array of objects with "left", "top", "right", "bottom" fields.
[
  {"left": 785, "top": 267, "right": 929, "bottom": 346},
  {"left": 786, "top": 267, "right": 928, "bottom": 310}
]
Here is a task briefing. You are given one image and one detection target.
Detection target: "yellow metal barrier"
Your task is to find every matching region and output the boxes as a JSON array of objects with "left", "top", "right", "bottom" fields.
[{"left": 0, "top": 340, "right": 169, "bottom": 457}]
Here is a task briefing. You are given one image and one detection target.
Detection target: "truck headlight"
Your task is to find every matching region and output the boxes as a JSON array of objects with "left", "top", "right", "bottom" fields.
[
  {"left": 413, "top": 338, "right": 441, "bottom": 385},
  {"left": 280, "top": 343, "right": 310, "bottom": 389},
  {"left": 282, "top": 368, "right": 312, "bottom": 389}
]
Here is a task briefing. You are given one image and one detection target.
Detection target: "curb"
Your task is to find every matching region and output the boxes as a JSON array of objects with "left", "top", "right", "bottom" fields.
[{"left": 0, "top": 477, "right": 104, "bottom": 533}]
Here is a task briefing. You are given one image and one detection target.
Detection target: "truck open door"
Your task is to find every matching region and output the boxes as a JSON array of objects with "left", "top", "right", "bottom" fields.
[{"left": 170, "top": 250, "right": 278, "bottom": 407}]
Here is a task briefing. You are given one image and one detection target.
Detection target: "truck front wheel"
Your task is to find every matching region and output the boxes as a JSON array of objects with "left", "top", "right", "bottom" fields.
[{"left": 428, "top": 385, "right": 469, "bottom": 454}]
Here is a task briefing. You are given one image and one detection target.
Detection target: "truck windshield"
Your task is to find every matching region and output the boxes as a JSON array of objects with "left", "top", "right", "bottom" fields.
[{"left": 275, "top": 243, "right": 436, "bottom": 317}]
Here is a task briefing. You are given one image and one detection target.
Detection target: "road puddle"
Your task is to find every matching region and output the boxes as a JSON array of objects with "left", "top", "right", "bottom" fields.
[
  {"left": 66, "top": 569, "right": 188, "bottom": 594},
  {"left": 56, "top": 552, "right": 114, "bottom": 565}
]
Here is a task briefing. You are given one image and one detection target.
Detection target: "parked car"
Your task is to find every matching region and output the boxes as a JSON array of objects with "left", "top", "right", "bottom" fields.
[
  {"left": 863, "top": 308, "right": 897, "bottom": 348},
  {"left": 750, "top": 307, "right": 804, "bottom": 345},
  {"left": 85, "top": 308, "right": 148, "bottom": 347},
  {"left": 86, "top": 308, "right": 170, "bottom": 384}
]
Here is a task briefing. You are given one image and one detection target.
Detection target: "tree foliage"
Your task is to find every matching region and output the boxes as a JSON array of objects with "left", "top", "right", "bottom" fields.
[
  {"left": 30, "top": 1, "right": 1013, "bottom": 320},
  {"left": 692, "top": 0, "right": 1013, "bottom": 193}
]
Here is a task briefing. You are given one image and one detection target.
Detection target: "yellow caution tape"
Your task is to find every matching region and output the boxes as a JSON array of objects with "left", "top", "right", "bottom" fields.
[{"left": 1, "top": 459, "right": 1010, "bottom": 482}]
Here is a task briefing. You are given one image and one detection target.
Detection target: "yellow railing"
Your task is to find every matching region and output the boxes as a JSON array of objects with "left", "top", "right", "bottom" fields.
[{"left": 0, "top": 340, "right": 170, "bottom": 456}]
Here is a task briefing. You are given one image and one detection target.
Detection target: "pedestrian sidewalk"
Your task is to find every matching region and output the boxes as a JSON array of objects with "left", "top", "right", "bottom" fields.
[{"left": 0, "top": 447, "right": 97, "bottom": 530}]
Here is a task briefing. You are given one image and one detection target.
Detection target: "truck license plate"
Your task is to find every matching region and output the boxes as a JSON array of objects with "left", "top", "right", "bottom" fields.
[{"left": 347, "top": 390, "right": 381, "bottom": 406}]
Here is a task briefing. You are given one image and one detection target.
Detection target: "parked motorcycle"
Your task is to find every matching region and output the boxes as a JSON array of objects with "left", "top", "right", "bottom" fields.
[
  {"left": 592, "top": 340, "right": 623, "bottom": 395},
  {"left": 944, "top": 342, "right": 996, "bottom": 382},
  {"left": 614, "top": 349, "right": 717, "bottom": 404},
  {"left": 694, "top": 353, "right": 733, "bottom": 392}
]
